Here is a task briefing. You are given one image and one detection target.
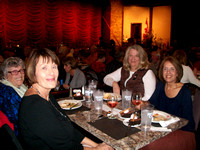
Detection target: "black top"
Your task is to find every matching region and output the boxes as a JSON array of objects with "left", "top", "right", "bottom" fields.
[
  {"left": 18, "top": 94, "right": 84, "bottom": 150},
  {"left": 149, "top": 82, "right": 195, "bottom": 132}
]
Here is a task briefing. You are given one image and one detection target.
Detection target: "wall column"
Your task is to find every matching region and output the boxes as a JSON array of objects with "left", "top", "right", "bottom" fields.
[{"left": 110, "top": 0, "right": 123, "bottom": 46}]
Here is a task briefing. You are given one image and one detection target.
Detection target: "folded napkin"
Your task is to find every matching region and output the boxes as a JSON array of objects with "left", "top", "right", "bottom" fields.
[
  {"left": 159, "top": 117, "right": 180, "bottom": 127},
  {"left": 102, "top": 104, "right": 121, "bottom": 115},
  {"left": 150, "top": 126, "right": 172, "bottom": 132}
]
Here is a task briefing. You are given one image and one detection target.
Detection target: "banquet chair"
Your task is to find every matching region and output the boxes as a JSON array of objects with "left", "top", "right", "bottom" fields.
[
  {"left": 0, "top": 124, "right": 23, "bottom": 150},
  {"left": 0, "top": 110, "right": 14, "bottom": 130},
  {"left": 140, "top": 130, "right": 196, "bottom": 150}
]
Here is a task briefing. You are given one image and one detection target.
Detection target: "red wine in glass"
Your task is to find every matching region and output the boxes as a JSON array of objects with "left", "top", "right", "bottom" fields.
[
  {"left": 107, "top": 97, "right": 118, "bottom": 119},
  {"left": 132, "top": 93, "right": 141, "bottom": 106},
  {"left": 107, "top": 101, "right": 118, "bottom": 108}
]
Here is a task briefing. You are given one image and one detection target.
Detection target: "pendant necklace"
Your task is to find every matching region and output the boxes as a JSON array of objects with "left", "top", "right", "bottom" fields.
[{"left": 31, "top": 86, "right": 69, "bottom": 120}]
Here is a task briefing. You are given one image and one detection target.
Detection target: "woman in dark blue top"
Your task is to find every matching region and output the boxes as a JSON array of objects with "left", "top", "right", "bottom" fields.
[
  {"left": 0, "top": 57, "right": 27, "bottom": 135},
  {"left": 149, "top": 56, "right": 195, "bottom": 132}
]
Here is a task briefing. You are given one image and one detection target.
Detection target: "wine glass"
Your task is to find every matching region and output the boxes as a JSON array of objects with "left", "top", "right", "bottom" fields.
[
  {"left": 132, "top": 93, "right": 142, "bottom": 107},
  {"left": 107, "top": 96, "right": 118, "bottom": 119}
]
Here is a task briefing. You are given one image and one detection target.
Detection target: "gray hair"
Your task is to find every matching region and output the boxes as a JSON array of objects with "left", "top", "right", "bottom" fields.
[{"left": 1, "top": 57, "right": 25, "bottom": 78}]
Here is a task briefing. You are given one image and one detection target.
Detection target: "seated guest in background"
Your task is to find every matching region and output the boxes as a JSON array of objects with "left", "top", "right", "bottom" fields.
[
  {"left": 148, "top": 50, "right": 161, "bottom": 79},
  {"left": 0, "top": 57, "right": 27, "bottom": 135},
  {"left": 19, "top": 48, "right": 113, "bottom": 150},
  {"left": 62, "top": 56, "right": 86, "bottom": 89},
  {"left": 91, "top": 50, "right": 106, "bottom": 74},
  {"left": 148, "top": 56, "right": 195, "bottom": 132},
  {"left": 0, "top": 54, "right": 4, "bottom": 65},
  {"left": 193, "top": 60, "right": 200, "bottom": 80},
  {"left": 104, "top": 44, "right": 156, "bottom": 101},
  {"left": 0, "top": 55, "right": 4, "bottom": 80},
  {"left": 106, "top": 51, "right": 124, "bottom": 75},
  {"left": 85, "top": 45, "right": 98, "bottom": 66},
  {"left": 173, "top": 49, "right": 200, "bottom": 87}
]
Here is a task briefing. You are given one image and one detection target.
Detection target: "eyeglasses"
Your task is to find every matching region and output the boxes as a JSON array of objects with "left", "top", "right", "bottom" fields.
[{"left": 8, "top": 69, "right": 25, "bottom": 75}]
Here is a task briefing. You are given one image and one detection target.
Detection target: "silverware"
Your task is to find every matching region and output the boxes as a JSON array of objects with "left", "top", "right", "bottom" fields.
[{"left": 70, "top": 103, "right": 79, "bottom": 110}]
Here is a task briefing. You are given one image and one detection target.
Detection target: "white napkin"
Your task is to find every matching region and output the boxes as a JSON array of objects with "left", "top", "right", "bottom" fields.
[
  {"left": 159, "top": 117, "right": 180, "bottom": 127},
  {"left": 102, "top": 104, "right": 121, "bottom": 115},
  {"left": 150, "top": 126, "right": 172, "bottom": 132}
]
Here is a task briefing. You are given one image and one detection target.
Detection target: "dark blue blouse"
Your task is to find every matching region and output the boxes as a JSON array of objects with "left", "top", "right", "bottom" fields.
[
  {"left": 0, "top": 83, "right": 22, "bottom": 135},
  {"left": 149, "top": 81, "right": 195, "bottom": 132}
]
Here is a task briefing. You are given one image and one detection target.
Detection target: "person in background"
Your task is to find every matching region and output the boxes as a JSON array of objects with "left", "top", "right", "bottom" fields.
[
  {"left": 105, "top": 50, "right": 124, "bottom": 75},
  {"left": 149, "top": 50, "right": 161, "bottom": 79},
  {"left": 193, "top": 60, "right": 200, "bottom": 80},
  {"left": 18, "top": 48, "right": 113, "bottom": 150},
  {"left": 0, "top": 57, "right": 27, "bottom": 135},
  {"left": 0, "top": 55, "right": 4, "bottom": 65},
  {"left": 0, "top": 55, "right": 4, "bottom": 80},
  {"left": 173, "top": 49, "right": 200, "bottom": 87},
  {"left": 148, "top": 56, "right": 195, "bottom": 132},
  {"left": 104, "top": 44, "right": 156, "bottom": 101},
  {"left": 62, "top": 56, "right": 86, "bottom": 89},
  {"left": 23, "top": 46, "right": 32, "bottom": 64},
  {"left": 91, "top": 50, "right": 106, "bottom": 74},
  {"left": 85, "top": 45, "right": 98, "bottom": 66}
]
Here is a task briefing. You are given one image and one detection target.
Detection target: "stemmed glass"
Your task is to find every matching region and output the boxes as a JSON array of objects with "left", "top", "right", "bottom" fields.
[
  {"left": 132, "top": 93, "right": 142, "bottom": 107},
  {"left": 107, "top": 96, "right": 118, "bottom": 119}
]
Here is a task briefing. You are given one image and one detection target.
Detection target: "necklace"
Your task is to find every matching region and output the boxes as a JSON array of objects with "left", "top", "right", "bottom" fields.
[
  {"left": 31, "top": 86, "right": 69, "bottom": 120},
  {"left": 31, "top": 85, "right": 49, "bottom": 100},
  {"left": 48, "top": 99, "right": 69, "bottom": 120}
]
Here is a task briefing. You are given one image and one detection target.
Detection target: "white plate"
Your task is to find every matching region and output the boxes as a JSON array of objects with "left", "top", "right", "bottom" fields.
[
  {"left": 152, "top": 110, "right": 171, "bottom": 123},
  {"left": 123, "top": 118, "right": 140, "bottom": 127},
  {"left": 58, "top": 100, "right": 82, "bottom": 110},
  {"left": 73, "top": 97, "right": 85, "bottom": 102},
  {"left": 103, "top": 93, "right": 121, "bottom": 101}
]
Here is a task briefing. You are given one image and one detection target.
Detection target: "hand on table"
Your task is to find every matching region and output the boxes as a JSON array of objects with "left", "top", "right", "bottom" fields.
[
  {"left": 83, "top": 142, "right": 113, "bottom": 150},
  {"left": 94, "top": 143, "right": 114, "bottom": 150}
]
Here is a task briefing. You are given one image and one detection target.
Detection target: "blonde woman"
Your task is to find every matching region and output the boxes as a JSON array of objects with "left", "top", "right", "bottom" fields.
[{"left": 104, "top": 44, "right": 156, "bottom": 101}]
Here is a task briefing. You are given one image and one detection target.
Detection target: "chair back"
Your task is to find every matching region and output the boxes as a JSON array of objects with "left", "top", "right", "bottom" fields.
[
  {"left": 0, "top": 110, "right": 14, "bottom": 130},
  {"left": 0, "top": 124, "right": 23, "bottom": 150}
]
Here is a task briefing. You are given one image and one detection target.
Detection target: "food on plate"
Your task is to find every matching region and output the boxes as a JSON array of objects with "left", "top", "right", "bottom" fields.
[
  {"left": 153, "top": 113, "right": 170, "bottom": 121},
  {"left": 73, "top": 92, "right": 83, "bottom": 100},
  {"left": 119, "top": 108, "right": 141, "bottom": 118},
  {"left": 59, "top": 101, "right": 78, "bottom": 109},
  {"left": 103, "top": 93, "right": 121, "bottom": 100},
  {"left": 129, "top": 114, "right": 141, "bottom": 126},
  {"left": 119, "top": 108, "right": 134, "bottom": 118}
]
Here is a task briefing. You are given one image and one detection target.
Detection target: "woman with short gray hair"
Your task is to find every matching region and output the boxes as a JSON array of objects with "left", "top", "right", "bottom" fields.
[{"left": 0, "top": 57, "right": 27, "bottom": 135}]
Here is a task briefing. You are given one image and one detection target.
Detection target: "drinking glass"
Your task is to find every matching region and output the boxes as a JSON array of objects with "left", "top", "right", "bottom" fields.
[
  {"left": 141, "top": 104, "right": 154, "bottom": 132},
  {"left": 132, "top": 93, "right": 142, "bottom": 106},
  {"left": 88, "top": 80, "right": 98, "bottom": 90},
  {"left": 122, "top": 89, "right": 132, "bottom": 109},
  {"left": 93, "top": 90, "right": 104, "bottom": 114},
  {"left": 107, "top": 96, "right": 118, "bottom": 119},
  {"left": 84, "top": 86, "right": 93, "bottom": 103}
]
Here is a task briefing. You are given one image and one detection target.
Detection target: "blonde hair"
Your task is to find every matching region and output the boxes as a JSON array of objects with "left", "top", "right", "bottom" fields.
[{"left": 123, "top": 44, "right": 149, "bottom": 71}]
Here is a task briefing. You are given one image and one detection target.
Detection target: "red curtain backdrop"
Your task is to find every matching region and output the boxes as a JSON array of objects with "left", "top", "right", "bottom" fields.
[{"left": 0, "top": 0, "right": 101, "bottom": 48}]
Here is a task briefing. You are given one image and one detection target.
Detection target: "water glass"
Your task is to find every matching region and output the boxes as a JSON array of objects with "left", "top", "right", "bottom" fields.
[
  {"left": 122, "top": 89, "right": 132, "bottom": 109},
  {"left": 141, "top": 104, "right": 154, "bottom": 132},
  {"left": 84, "top": 86, "right": 93, "bottom": 103},
  {"left": 93, "top": 90, "right": 103, "bottom": 114},
  {"left": 88, "top": 80, "right": 98, "bottom": 90}
]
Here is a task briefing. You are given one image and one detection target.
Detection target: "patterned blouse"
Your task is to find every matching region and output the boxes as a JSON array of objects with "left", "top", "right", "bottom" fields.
[{"left": 0, "top": 83, "right": 22, "bottom": 135}]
